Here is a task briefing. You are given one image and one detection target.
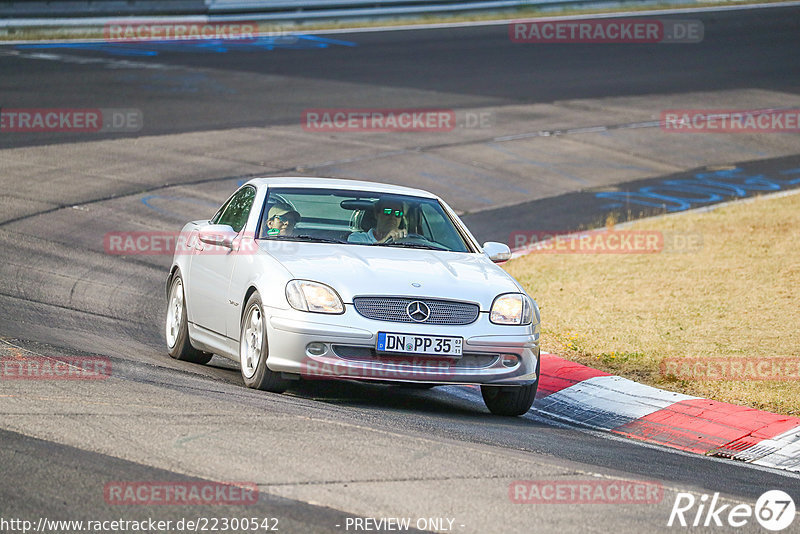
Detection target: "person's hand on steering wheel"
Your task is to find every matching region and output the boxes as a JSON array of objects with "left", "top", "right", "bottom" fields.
[{"left": 379, "top": 228, "right": 407, "bottom": 243}]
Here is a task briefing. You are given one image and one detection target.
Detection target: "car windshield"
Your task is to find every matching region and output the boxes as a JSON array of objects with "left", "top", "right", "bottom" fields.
[{"left": 259, "top": 187, "right": 472, "bottom": 253}]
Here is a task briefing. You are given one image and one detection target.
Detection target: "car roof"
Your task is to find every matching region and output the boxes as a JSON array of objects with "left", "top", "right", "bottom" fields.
[{"left": 244, "top": 176, "right": 439, "bottom": 199}]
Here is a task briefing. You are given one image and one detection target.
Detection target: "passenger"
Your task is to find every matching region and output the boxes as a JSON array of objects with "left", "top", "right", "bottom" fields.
[
  {"left": 348, "top": 198, "right": 407, "bottom": 244},
  {"left": 265, "top": 203, "right": 300, "bottom": 237}
]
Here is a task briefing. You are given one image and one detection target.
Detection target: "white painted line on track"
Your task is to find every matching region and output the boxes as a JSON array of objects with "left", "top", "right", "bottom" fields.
[{"left": 0, "top": 48, "right": 175, "bottom": 70}]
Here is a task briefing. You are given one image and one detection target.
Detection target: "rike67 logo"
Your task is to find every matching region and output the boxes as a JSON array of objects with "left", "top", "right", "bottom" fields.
[{"left": 668, "top": 490, "right": 795, "bottom": 531}]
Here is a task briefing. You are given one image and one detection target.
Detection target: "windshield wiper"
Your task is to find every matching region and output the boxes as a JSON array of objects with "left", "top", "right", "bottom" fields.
[
  {"left": 264, "top": 234, "right": 341, "bottom": 243},
  {"left": 378, "top": 242, "right": 448, "bottom": 251}
]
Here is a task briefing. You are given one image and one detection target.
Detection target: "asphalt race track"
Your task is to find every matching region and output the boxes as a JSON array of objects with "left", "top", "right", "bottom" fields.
[{"left": 1, "top": 4, "right": 799, "bottom": 533}]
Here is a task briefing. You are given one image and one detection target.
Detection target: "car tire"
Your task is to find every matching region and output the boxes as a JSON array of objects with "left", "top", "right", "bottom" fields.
[
  {"left": 239, "top": 292, "right": 288, "bottom": 393},
  {"left": 165, "top": 274, "right": 213, "bottom": 365},
  {"left": 480, "top": 352, "right": 540, "bottom": 416}
]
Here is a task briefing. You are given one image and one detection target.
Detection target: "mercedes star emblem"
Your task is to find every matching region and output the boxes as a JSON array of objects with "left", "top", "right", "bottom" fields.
[{"left": 406, "top": 301, "right": 431, "bottom": 322}]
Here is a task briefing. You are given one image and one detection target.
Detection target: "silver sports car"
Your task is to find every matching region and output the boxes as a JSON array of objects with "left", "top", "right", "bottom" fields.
[{"left": 165, "top": 177, "right": 541, "bottom": 415}]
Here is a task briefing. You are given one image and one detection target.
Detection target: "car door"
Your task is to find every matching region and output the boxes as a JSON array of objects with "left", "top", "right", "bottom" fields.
[{"left": 187, "top": 185, "right": 256, "bottom": 336}]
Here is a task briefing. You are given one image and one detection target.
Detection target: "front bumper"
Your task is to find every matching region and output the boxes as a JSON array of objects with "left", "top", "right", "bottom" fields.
[{"left": 263, "top": 305, "right": 539, "bottom": 386}]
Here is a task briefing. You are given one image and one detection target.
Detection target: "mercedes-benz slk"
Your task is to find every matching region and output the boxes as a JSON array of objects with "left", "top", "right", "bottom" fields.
[{"left": 165, "top": 177, "right": 540, "bottom": 415}]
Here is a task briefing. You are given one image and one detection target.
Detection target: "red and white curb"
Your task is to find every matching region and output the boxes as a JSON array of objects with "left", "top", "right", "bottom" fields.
[{"left": 537, "top": 354, "right": 800, "bottom": 473}]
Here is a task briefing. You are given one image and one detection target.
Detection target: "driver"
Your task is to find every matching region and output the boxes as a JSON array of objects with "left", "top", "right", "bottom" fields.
[
  {"left": 265, "top": 203, "right": 300, "bottom": 237},
  {"left": 348, "top": 198, "right": 407, "bottom": 244}
]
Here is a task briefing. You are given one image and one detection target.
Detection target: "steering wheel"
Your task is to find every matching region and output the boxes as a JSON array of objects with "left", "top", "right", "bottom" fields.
[
  {"left": 387, "top": 234, "right": 449, "bottom": 251},
  {"left": 385, "top": 232, "right": 425, "bottom": 244}
]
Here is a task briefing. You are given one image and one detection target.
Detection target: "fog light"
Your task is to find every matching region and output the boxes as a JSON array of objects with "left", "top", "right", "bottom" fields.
[
  {"left": 307, "top": 342, "right": 327, "bottom": 356},
  {"left": 501, "top": 355, "right": 519, "bottom": 368}
]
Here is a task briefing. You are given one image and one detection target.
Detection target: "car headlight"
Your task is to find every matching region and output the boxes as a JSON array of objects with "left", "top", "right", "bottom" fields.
[
  {"left": 286, "top": 280, "right": 344, "bottom": 314},
  {"left": 490, "top": 293, "right": 533, "bottom": 325}
]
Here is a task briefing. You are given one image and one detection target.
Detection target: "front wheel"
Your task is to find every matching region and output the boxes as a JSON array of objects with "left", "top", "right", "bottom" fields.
[
  {"left": 481, "top": 352, "right": 540, "bottom": 416},
  {"left": 481, "top": 383, "right": 536, "bottom": 416},
  {"left": 165, "top": 274, "right": 213, "bottom": 364},
  {"left": 239, "top": 292, "right": 288, "bottom": 393}
]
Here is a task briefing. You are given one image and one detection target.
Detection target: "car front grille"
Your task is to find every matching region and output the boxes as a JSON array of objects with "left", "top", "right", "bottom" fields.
[{"left": 352, "top": 297, "right": 479, "bottom": 325}]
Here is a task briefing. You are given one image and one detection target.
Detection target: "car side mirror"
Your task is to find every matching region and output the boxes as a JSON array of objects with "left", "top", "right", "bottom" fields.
[
  {"left": 483, "top": 242, "right": 512, "bottom": 263},
  {"left": 198, "top": 224, "right": 237, "bottom": 248}
]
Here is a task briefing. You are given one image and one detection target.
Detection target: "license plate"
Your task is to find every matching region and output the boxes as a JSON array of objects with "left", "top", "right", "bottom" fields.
[{"left": 377, "top": 332, "right": 463, "bottom": 356}]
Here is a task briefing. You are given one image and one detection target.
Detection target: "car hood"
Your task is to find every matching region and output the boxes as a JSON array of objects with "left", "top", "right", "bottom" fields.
[{"left": 260, "top": 242, "right": 522, "bottom": 309}]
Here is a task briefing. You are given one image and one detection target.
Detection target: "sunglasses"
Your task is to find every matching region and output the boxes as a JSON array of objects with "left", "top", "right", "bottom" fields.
[
  {"left": 380, "top": 207, "right": 404, "bottom": 218},
  {"left": 270, "top": 214, "right": 297, "bottom": 224}
]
